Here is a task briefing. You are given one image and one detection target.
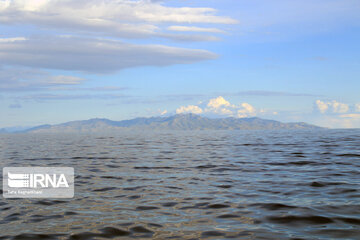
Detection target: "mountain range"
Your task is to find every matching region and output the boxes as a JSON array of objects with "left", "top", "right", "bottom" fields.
[{"left": 1, "top": 114, "right": 322, "bottom": 133}]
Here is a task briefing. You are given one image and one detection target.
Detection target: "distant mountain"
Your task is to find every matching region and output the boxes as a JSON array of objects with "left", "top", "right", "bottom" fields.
[
  {"left": 17, "top": 114, "right": 322, "bottom": 133},
  {"left": 0, "top": 126, "right": 33, "bottom": 133}
]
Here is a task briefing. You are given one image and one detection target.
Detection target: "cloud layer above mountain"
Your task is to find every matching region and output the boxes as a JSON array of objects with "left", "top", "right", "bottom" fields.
[
  {"left": 313, "top": 99, "right": 360, "bottom": 128},
  {"left": 176, "top": 96, "right": 273, "bottom": 118},
  {"left": 315, "top": 100, "right": 350, "bottom": 114}
]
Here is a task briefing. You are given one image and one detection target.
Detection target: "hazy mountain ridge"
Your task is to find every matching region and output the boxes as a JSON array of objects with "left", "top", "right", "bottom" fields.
[{"left": 5, "top": 114, "right": 322, "bottom": 133}]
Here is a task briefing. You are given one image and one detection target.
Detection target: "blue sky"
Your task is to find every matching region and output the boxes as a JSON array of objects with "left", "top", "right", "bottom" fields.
[{"left": 1, "top": 0, "right": 360, "bottom": 128}]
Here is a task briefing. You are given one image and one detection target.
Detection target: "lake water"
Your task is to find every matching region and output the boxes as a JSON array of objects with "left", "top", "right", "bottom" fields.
[{"left": 0, "top": 129, "right": 359, "bottom": 239}]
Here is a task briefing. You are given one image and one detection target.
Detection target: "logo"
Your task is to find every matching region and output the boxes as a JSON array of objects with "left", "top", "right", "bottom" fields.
[{"left": 3, "top": 167, "right": 74, "bottom": 198}]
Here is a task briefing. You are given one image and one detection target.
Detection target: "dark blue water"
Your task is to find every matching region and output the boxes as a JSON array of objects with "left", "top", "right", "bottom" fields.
[{"left": 0, "top": 129, "right": 359, "bottom": 239}]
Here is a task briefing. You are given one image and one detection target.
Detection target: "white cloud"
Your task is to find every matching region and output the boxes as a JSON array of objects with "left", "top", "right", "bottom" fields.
[
  {"left": 0, "top": 1, "right": 231, "bottom": 92},
  {"left": 207, "top": 96, "right": 231, "bottom": 108},
  {"left": 175, "top": 99, "right": 360, "bottom": 129},
  {"left": 355, "top": 103, "right": 360, "bottom": 112},
  {"left": 0, "top": 0, "right": 236, "bottom": 39},
  {"left": 339, "top": 113, "right": 360, "bottom": 119},
  {"left": 315, "top": 100, "right": 329, "bottom": 114},
  {"left": 0, "top": 0, "right": 10, "bottom": 11},
  {"left": 332, "top": 101, "right": 349, "bottom": 113},
  {"left": 312, "top": 100, "right": 360, "bottom": 128},
  {"left": 204, "top": 96, "right": 257, "bottom": 118},
  {"left": 46, "top": 75, "right": 84, "bottom": 85},
  {"left": 159, "top": 33, "right": 220, "bottom": 42},
  {"left": 176, "top": 105, "right": 203, "bottom": 114},
  {"left": 315, "top": 100, "right": 349, "bottom": 114},
  {"left": 168, "top": 26, "right": 224, "bottom": 33},
  {"left": 176, "top": 96, "right": 270, "bottom": 118},
  {"left": 237, "top": 103, "right": 256, "bottom": 118},
  {"left": 0, "top": 36, "right": 217, "bottom": 73},
  {"left": 0, "top": 37, "right": 27, "bottom": 43},
  {"left": 312, "top": 115, "right": 360, "bottom": 128}
]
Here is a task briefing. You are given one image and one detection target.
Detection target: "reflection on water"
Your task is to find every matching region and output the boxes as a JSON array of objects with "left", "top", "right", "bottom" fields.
[{"left": 0, "top": 129, "right": 359, "bottom": 239}]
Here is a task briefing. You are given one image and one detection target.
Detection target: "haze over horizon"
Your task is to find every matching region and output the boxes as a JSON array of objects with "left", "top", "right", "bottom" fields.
[{"left": 1, "top": 0, "right": 360, "bottom": 128}]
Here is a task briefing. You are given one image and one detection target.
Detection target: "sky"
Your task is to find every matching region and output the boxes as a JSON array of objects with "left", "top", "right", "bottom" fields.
[{"left": 1, "top": 0, "right": 360, "bottom": 128}]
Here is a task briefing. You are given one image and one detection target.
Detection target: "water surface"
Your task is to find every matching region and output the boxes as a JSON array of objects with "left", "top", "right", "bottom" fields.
[{"left": 0, "top": 129, "right": 359, "bottom": 239}]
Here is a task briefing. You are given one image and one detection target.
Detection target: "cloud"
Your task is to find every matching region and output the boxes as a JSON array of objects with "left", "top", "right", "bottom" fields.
[
  {"left": 315, "top": 100, "right": 349, "bottom": 114},
  {"left": 0, "top": 67, "right": 86, "bottom": 91},
  {"left": 237, "top": 103, "right": 256, "bottom": 118},
  {"left": 0, "top": 36, "right": 217, "bottom": 73},
  {"left": 8, "top": 103, "right": 22, "bottom": 109},
  {"left": 18, "top": 93, "right": 128, "bottom": 101},
  {"left": 0, "top": 0, "right": 236, "bottom": 39},
  {"left": 339, "top": 114, "right": 360, "bottom": 119},
  {"left": 49, "top": 86, "right": 129, "bottom": 92},
  {"left": 315, "top": 100, "right": 330, "bottom": 114},
  {"left": 312, "top": 115, "right": 360, "bottom": 128},
  {"left": 204, "top": 96, "right": 238, "bottom": 116},
  {"left": 268, "top": 107, "right": 360, "bottom": 129},
  {"left": 0, "top": 1, "right": 230, "bottom": 95},
  {"left": 0, "top": 37, "right": 27, "bottom": 43},
  {"left": 40, "top": 75, "right": 84, "bottom": 86},
  {"left": 204, "top": 96, "right": 258, "bottom": 118},
  {"left": 312, "top": 100, "right": 360, "bottom": 128},
  {"left": 158, "top": 33, "right": 220, "bottom": 42},
  {"left": 176, "top": 105, "right": 203, "bottom": 114},
  {"left": 355, "top": 103, "right": 360, "bottom": 112},
  {"left": 176, "top": 96, "right": 273, "bottom": 118},
  {"left": 167, "top": 26, "right": 225, "bottom": 33},
  {"left": 207, "top": 96, "right": 231, "bottom": 108},
  {"left": 145, "top": 108, "right": 169, "bottom": 117}
]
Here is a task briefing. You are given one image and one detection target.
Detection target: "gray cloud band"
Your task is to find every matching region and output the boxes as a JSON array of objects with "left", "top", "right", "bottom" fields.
[{"left": 0, "top": 37, "right": 217, "bottom": 73}]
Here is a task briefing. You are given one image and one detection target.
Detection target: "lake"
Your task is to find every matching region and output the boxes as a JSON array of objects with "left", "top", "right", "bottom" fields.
[{"left": 0, "top": 129, "right": 359, "bottom": 239}]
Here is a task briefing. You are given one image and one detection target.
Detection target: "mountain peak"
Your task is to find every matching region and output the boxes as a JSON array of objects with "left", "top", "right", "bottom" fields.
[{"left": 172, "top": 113, "right": 203, "bottom": 119}]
